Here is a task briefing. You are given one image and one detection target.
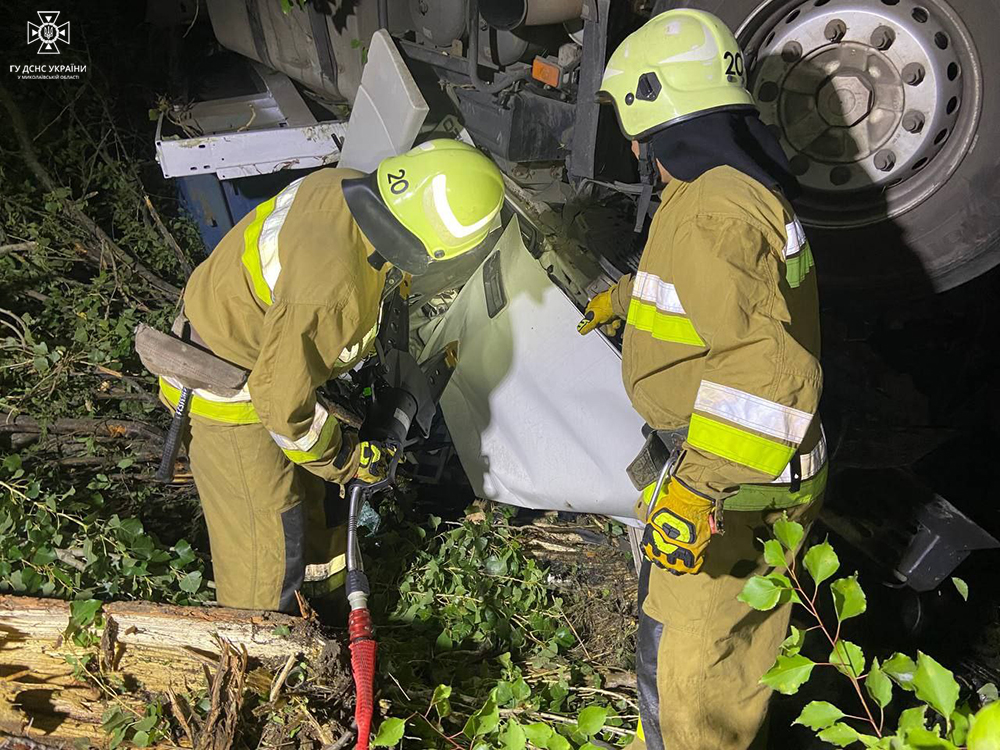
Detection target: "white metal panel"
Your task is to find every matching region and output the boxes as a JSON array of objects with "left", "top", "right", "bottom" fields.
[
  {"left": 338, "top": 30, "right": 429, "bottom": 172},
  {"left": 420, "top": 217, "right": 646, "bottom": 524}
]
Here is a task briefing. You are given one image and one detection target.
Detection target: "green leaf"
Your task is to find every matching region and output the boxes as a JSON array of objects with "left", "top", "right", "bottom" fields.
[
  {"left": 780, "top": 626, "right": 806, "bottom": 657},
  {"left": 829, "top": 640, "right": 865, "bottom": 678},
  {"left": 774, "top": 516, "right": 804, "bottom": 551},
  {"left": 132, "top": 716, "right": 156, "bottom": 732},
  {"left": 577, "top": 705, "right": 608, "bottom": 736},
  {"left": 883, "top": 653, "right": 918, "bottom": 691},
  {"left": 817, "top": 723, "right": 860, "bottom": 747},
  {"left": 500, "top": 720, "right": 526, "bottom": 750},
  {"left": 968, "top": 701, "right": 1000, "bottom": 750},
  {"left": 951, "top": 577, "right": 969, "bottom": 602},
  {"left": 831, "top": 575, "right": 867, "bottom": 621},
  {"left": 793, "top": 701, "right": 845, "bottom": 731},
  {"left": 760, "top": 654, "right": 816, "bottom": 695},
  {"left": 179, "top": 570, "right": 202, "bottom": 594},
  {"left": 69, "top": 599, "right": 102, "bottom": 631},
  {"left": 431, "top": 684, "right": 452, "bottom": 718},
  {"left": 546, "top": 734, "right": 571, "bottom": 750},
  {"left": 803, "top": 541, "right": 840, "bottom": 586},
  {"left": 371, "top": 717, "right": 406, "bottom": 747},
  {"left": 464, "top": 698, "right": 500, "bottom": 737},
  {"left": 912, "top": 651, "right": 959, "bottom": 720},
  {"left": 949, "top": 703, "right": 973, "bottom": 745},
  {"left": 977, "top": 682, "right": 998, "bottom": 704},
  {"left": 271, "top": 624, "right": 291, "bottom": 637},
  {"left": 132, "top": 731, "right": 150, "bottom": 747},
  {"left": 763, "top": 539, "right": 786, "bottom": 568},
  {"left": 865, "top": 659, "right": 893, "bottom": 709},
  {"left": 898, "top": 705, "right": 929, "bottom": 734},
  {"left": 737, "top": 575, "right": 783, "bottom": 611},
  {"left": 523, "top": 723, "right": 553, "bottom": 746},
  {"left": 905, "top": 728, "right": 957, "bottom": 749},
  {"left": 436, "top": 631, "right": 453, "bottom": 651}
]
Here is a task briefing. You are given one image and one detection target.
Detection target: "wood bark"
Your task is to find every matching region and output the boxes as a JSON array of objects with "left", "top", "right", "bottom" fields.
[{"left": 0, "top": 596, "right": 329, "bottom": 748}]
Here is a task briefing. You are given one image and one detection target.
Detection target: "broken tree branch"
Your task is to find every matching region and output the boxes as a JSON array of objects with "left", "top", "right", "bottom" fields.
[
  {"left": 0, "top": 411, "right": 165, "bottom": 443},
  {"left": 0, "top": 242, "right": 36, "bottom": 257},
  {"left": 144, "top": 194, "right": 193, "bottom": 277},
  {"left": 0, "top": 82, "right": 181, "bottom": 300}
]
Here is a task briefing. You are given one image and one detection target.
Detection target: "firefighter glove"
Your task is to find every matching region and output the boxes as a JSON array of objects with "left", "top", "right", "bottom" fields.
[
  {"left": 638, "top": 479, "right": 715, "bottom": 575},
  {"left": 577, "top": 289, "right": 620, "bottom": 335},
  {"left": 356, "top": 440, "right": 394, "bottom": 484}
]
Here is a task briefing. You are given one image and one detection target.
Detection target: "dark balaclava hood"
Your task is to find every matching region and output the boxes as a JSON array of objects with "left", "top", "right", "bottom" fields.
[{"left": 650, "top": 109, "right": 800, "bottom": 199}]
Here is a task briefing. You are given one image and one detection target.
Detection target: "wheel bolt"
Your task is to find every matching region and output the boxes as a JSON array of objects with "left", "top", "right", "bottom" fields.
[
  {"left": 874, "top": 150, "right": 896, "bottom": 171},
  {"left": 825, "top": 19, "right": 847, "bottom": 42},
  {"left": 902, "top": 62, "right": 925, "bottom": 85},
  {"left": 870, "top": 26, "right": 895, "bottom": 50},
  {"left": 781, "top": 41, "right": 803, "bottom": 63},
  {"left": 902, "top": 110, "right": 925, "bottom": 133}
]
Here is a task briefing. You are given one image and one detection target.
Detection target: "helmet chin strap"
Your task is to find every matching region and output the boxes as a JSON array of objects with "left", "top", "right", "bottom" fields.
[{"left": 634, "top": 140, "right": 658, "bottom": 233}]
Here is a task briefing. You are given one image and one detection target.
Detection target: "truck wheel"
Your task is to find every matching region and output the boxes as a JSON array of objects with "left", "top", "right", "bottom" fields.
[{"left": 673, "top": 0, "right": 1000, "bottom": 296}]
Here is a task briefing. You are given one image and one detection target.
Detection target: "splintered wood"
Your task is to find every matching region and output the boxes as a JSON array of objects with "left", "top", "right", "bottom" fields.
[{"left": 0, "top": 596, "right": 326, "bottom": 748}]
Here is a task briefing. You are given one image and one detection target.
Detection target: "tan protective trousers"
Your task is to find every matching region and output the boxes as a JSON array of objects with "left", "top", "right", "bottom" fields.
[
  {"left": 629, "top": 499, "right": 822, "bottom": 750},
  {"left": 187, "top": 419, "right": 347, "bottom": 612}
]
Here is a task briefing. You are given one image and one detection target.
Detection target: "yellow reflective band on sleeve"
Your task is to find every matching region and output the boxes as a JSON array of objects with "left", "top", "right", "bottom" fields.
[
  {"left": 688, "top": 413, "right": 795, "bottom": 476},
  {"left": 785, "top": 243, "right": 816, "bottom": 289},
  {"left": 636, "top": 718, "right": 645, "bottom": 742},
  {"left": 158, "top": 377, "right": 260, "bottom": 425},
  {"left": 241, "top": 196, "right": 278, "bottom": 306},
  {"left": 280, "top": 411, "right": 340, "bottom": 464},
  {"left": 627, "top": 299, "right": 706, "bottom": 346},
  {"left": 304, "top": 552, "right": 347, "bottom": 583}
]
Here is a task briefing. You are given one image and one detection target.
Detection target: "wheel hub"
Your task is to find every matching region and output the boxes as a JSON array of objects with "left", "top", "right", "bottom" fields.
[{"left": 746, "top": 0, "right": 979, "bottom": 225}]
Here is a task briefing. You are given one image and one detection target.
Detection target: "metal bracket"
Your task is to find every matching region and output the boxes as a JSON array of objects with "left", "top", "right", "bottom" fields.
[{"left": 154, "top": 63, "right": 347, "bottom": 180}]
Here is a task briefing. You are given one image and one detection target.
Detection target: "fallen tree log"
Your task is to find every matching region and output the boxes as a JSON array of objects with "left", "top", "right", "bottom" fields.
[{"left": 0, "top": 596, "right": 339, "bottom": 748}]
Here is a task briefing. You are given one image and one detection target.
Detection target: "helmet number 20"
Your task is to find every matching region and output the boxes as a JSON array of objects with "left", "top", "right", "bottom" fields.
[
  {"left": 387, "top": 169, "right": 409, "bottom": 195},
  {"left": 724, "top": 51, "right": 744, "bottom": 78}
]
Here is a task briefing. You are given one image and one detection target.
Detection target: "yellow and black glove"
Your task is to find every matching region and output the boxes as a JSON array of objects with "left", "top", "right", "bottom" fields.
[
  {"left": 577, "top": 289, "right": 621, "bottom": 336},
  {"left": 356, "top": 440, "right": 395, "bottom": 484},
  {"left": 638, "top": 479, "right": 715, "bottom": 575}
]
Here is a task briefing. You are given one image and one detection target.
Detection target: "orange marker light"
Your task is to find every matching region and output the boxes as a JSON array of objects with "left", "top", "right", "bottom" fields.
[{"left": 531, "top": 57, "right": 562, "bottom": 88}]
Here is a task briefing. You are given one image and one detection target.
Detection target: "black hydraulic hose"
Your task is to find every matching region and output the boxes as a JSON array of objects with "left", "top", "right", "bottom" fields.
[
  {"left": 467, "top": 0, "right": 531, "bottom": 94},
  {"left": 377, "top": 0, "right": 388, "bottom": 30}
]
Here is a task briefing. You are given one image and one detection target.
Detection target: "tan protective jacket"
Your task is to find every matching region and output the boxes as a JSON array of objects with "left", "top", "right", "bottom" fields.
[
  {"left": 160, "top": 168, "right": 387, "bottom": 485},
  {"left": 610, "top": 166, "right": 824, "bottom": 504}
]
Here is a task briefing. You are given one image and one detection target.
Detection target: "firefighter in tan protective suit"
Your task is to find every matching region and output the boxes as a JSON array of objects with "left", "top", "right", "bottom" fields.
[
  {"left": 157, "top": 140, "right": 504, "bottom": 613},
  {"left": 579, "top": 11, "right": 827, "bottom": 750}
]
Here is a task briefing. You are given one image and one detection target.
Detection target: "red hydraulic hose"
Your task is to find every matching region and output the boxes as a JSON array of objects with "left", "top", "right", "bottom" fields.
[{"left": 349, "top": 603, "right": 377, "bottom": 749}]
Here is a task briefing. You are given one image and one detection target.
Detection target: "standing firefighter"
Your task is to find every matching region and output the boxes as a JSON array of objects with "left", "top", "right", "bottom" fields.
[
  {"left": 580, "top": 10, "right": 826, "bottom": 750},
  {"left": 153, "top": 140, "right": 503, "bottom": 613}
]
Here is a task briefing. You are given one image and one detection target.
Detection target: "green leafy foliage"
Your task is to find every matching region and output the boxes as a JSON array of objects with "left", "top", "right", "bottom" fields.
[
  {"left": 803, "top": 541, "right": 839, "bottom": 586},
  {"left": 368, "top": 506, "right": 633, "bottom": 748},
  {"left": 865, "top": 659, "right": 893, "bottom": 709},
  {"left": 773, "top": 516, "right": 804, "bottom": 551},
  {"left": 738, "top": 528, "right": 990, "bottom": 750},
  {"left": 794, "top": 701, "right": 845, "bottom": 730},
  {"left": 951, "top": 577, "right": 969, "bottom": 602},
  {"left": 761, "top": 654, "right": 816, "bottom": 695},
  {"left": 371, "top": 717, "right": 407, "bottom": 747},
  {"left": 830, "top": 575, "right": 867, "bottom": 621},
  {"left": 912, "top": 652, "right": 960, "bottom": 720}
]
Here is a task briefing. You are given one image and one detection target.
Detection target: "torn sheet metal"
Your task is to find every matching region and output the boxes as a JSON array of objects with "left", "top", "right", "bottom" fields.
[{"left": 421, "top": 216, "right": 645, "bottom": 525}]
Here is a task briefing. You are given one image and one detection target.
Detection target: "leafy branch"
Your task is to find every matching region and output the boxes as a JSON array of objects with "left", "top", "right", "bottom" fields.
[{"left": 738, "top": 516, "right": 999, "bottom": 749}]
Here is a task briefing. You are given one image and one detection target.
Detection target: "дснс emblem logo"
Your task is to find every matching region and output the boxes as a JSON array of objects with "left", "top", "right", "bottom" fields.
[{"left": 27, "top": 11, "right": 69, "bottom": 55}]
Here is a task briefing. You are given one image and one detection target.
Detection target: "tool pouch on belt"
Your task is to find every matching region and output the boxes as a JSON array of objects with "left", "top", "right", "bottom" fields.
[
  {"left": 134, "top": 314, "right": 248, "bottom": 396},
  {"left": 625, "top": 425, "right": 688, "bottom": 491}
]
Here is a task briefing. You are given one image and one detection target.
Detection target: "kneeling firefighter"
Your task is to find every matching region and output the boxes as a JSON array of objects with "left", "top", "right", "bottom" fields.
[
  {"left": 147, "top": 140, "right": 504, "bottom": 613},
  {"left": 579, "top": 10, "right": 827, "bottom": 750}
]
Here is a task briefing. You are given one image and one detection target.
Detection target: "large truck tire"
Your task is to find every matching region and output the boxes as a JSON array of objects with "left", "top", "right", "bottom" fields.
[{"left": 669, "top": 0, "right": 1000, "bottom": 296}]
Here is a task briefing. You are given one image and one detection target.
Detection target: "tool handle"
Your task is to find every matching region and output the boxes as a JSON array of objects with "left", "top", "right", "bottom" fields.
[{"left": 156, "top": 387, "right": 192, "bottom": 483}]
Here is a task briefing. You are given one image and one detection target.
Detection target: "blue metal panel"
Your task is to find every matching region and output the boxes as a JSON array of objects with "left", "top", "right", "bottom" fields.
[{"left": 177, "top": 169, "right": 317, "bottom": 255}]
